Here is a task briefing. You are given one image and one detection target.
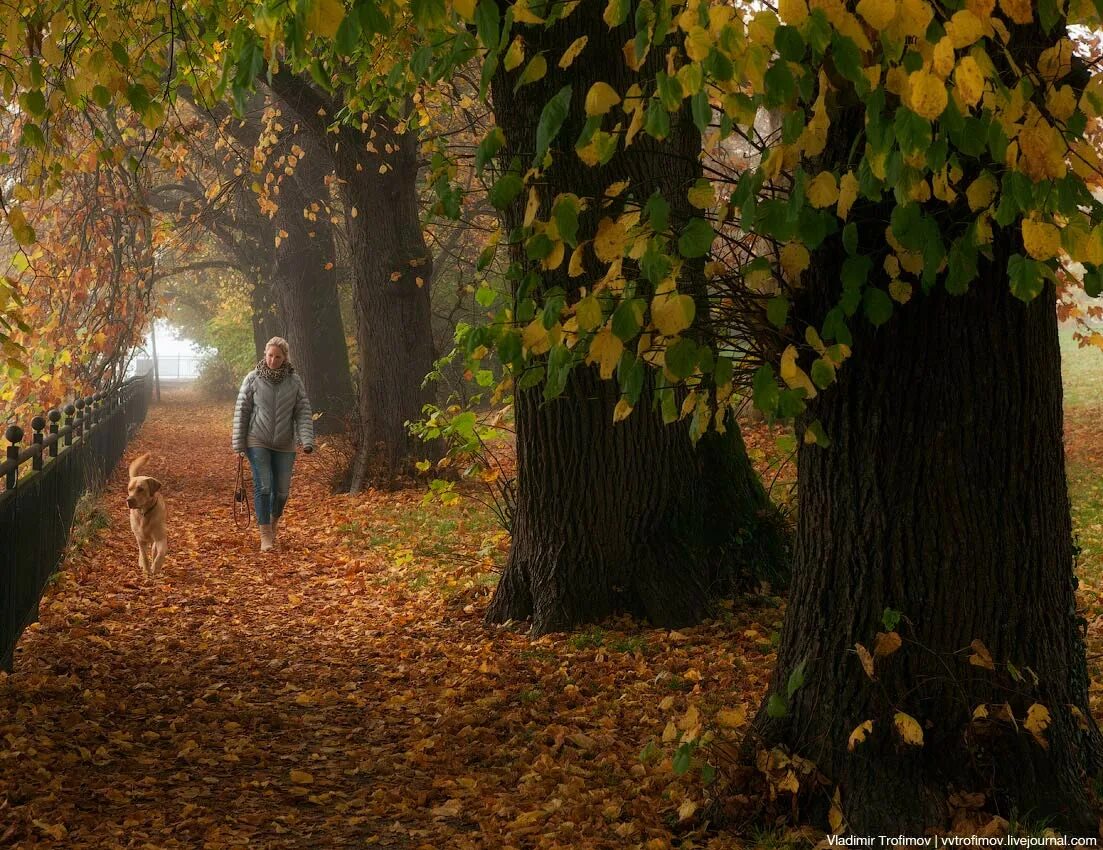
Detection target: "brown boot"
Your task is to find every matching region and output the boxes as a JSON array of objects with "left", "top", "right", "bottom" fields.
[{"left": 259, "top": 524, "right": 275, "bottom": 552}]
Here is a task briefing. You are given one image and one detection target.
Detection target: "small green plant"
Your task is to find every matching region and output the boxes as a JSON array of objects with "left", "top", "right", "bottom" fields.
[
  {"left": 569, "top": 627, "right": 605, "bottom": 651},
  {"left": 519, "top": 688, "right": 543, "bottom": 704},
  {"left": 609, "top": 636, "right": 649, "bottom": 655}
]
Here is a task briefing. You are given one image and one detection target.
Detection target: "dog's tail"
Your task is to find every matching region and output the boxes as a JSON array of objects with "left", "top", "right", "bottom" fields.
[{"left": 129, "top": 452, "right": 152, "bottom": 478}]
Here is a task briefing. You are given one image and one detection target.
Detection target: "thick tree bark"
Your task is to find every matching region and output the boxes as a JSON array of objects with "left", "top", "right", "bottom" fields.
[
  {"left": 269, "top": 133, "right": 356, "bottom": 435},
  {"left": 484, "top": 2, "right": 788, "bottom": 635},
  {"left": 750, "top": 234, "right": 1103, "bottom": 834},
  {"left": 337, "top": 117, "right": 437, "bottom": 487},
  {"left": 269, "top": 73, "right": 437, "bottom": 488}
]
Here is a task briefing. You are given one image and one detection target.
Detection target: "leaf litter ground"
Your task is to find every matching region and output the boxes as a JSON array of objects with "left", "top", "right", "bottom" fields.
[
  {"left": 3, "top": 341, "right": 1103, "bottom": 848},
  {"left": 0, "top": 389, "right": 781, "bottom": 849}
]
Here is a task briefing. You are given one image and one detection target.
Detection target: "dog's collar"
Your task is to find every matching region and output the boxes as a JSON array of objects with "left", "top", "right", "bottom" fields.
[{"left": 136, "top": 499, "right": 159, "bottom": 517}]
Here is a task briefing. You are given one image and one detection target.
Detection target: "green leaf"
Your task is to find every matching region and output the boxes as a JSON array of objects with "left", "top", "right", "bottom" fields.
[
  {"left": 488, "top": 172, "right": 523, "bottom": 209},
  {"left": 644, "top": 100, "right": 670, "bottom": 139},
  {"left": 474, "top": 0, "right": 500, "bottom": 49},
  {"left": 677, "top": 218, "right": 714, "bottom": 258},
  {"left": 842, "top": 222, "right": 859, "bottom": 256},
  {"left": 672, "top": 743, "right": 694, "bottom": 775},
  {"left": 1008, "top": 253, "right": 1045, "bottom": 302},
  {"left": 766, "top": 296, "right": 789, "bottom": 328},
  {"left": 786, "top": 659, "right": 808, "bottom": 699},
  {"left": 604, "top": 0, "right": 631, "bottom": 28},
  {"left": 19, "top": 123, "right": 45, "bottom": 149},
  {"left": 534, "top": 85, "right": 572, "bottom": 164},
  {"left": 611, "top": 299, "right": 644, "bottom": 341},
  {"left": 644, "top": 192, "right": 670, "bottom": 233},
  {"left": 664, "top": 337, "right": 698, "bottom": 379},
  {"left": 767, "top": 692, "right": 788, "bottom": 718},
  {"left": 553, "top": 195, "right": 581, "bottom": 246},
  {"left": 882, "top": 607, "right": 902, "bottom": 631},
  {"left": 475, "top": 286, "right": 498, "bottom": 308},
  {"left": 21, "top": 89, "right": 46, "bottom": 116},
  {"left": 1084, "top": 267, "right": 1103, "bottom": 299},
  {"left": 691, "top": 90, "right": 711, "bottom": 134},
  {"left": 863, "top": 287, "right": 893, "bottom": 326},
  {"left": 775, "top": 25, "right": 805, "bottom": 62},
  {"left": 475, "top": 127, "right": 505, "bottom": 176},
  {"left": 753, "top": 364, "right": 779, "bottom": 416}
]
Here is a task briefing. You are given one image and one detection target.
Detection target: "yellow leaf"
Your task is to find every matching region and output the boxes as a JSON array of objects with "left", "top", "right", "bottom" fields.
[
  {"left": 687, "top": 179, "right": 715, "bottom": 210},
  {"left": 613, "top": 398, "right": 634, "bottom": 422},
  {"left": 1025, "top": 703, "right": 1051, "bottom": 748},
  {"left": 969, "top": 638, "right": 996, "bottom": 670},
  {"left": 453, "top": 0, "right": 475, "bottom": 20},
  {"left": 807, "top": 171, "right": 839, "bottom": 208},
  {"left": 6, "top": 207, "right": 35, "bottom": 246},
  {"left": 837, "top": 171, "right": 859, "bottom": 220},
  {"left": 1046, "top": 84, "right": 1077, "bottom": 121},
  {"left": 945, "top": 9, "right": 984, "bottom": 48},
  {"left": 558, "top": 36, "right": 588, "bottom": 69},
  {"left": 966, "top": 171, "right": 998, "bottom": 211},
  {"left": 874, "top": 631, "right": 902, "bottom": 658},
  {"left": 662, "top": 720, "right": 678, "bottom": 742},
  {"left": 716, "top": 707, "right": 747, "bottom": 728},
  {"left": 1037, "top": 38, "right": 1073, "bottom": 83},
  {"left": 289, "top": 769, "right": 314, "bottom": 784},
  {"left": 894, "top": 0, "right": 933, "bottom": 38},
  {"left": 908, "top": 70, "right": 948, "bottom": 120},
  {"left": 587, "top": 327, "right": 623, "bottom": 379},
  {"left": 933, "top": 37, "right": 955, "bottom": 79},
  {"left": 523, "top": 187, "right": 540, "bottom": 228},
  {"left": 504, "top": 36, "right": 525, "bottom": 71},
  {"left": 568, "top": 243, "right": 587, "bottom": 277},
  {"left": 780, "top": 344, "right": 817, "bottom": 398},
  {"left": 542, "top": 240, "right": 565, "bottom": 271},
  {"left": 305, "top": 0, "right": 344, "bottom": 39},
  {"left": 585, "top": 81, "right": 621, "bottom": 117},
  {"left": 1022, "top": 218, "right": 1061, "bottom": 261},
  {"left": 998, "top": 0, "right": 1032, "bottom": 23},
  {"left": 856, "top": 0, "right": 897, "bottom": 30},
  {"left": 780, "top": 242, "right": 810, "bottom": 282},
  {"left": 523, "top": 318, "right": 551, "bottom": 355},
  {"left": 651, "top": 291, "right": 696, "bottom": 337},
  {"left": 847, "top": 720, "right": 873, "bottom": 751},
  {"left": 684, "top": 26, "right": 712, "bottom": 62},
  {"left": 516, "top": 54, "right": 547, "bottom": 88},
  {"left": 678, "top": 799, "right": 697, "bottom": 821},
  {"left": 855, "top": 642, "right": 875, "bottom": 679},
  {"left": 954, "top": 56, "right": 986, "bottom": 107},
  {"left": 829, "top": 786, "right": 846, "bottom": 834},
  {"left": 593, "top": 217, "right": 627, "bottom": 263},
  {"left": 889, "top": 280, "right": 913, "bottom": 303},
  {"left": 778, "top": 0, "right": 809, "bottom": 24},
  {"left": 894, "top": 712, "right": 924, "bottom": 746},
  {"left": 512, "top": 0, "right": 544, "bottom": 24},
  {"left": 1017, "top": 121, "right": 1067, "bottom": 181},
  {"left": 576, "top": 295, "right": 603, "bottom": 332}
]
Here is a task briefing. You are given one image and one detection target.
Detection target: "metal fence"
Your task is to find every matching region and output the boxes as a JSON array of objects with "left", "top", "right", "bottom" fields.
[{"left": 0, "top": 372, "right": 152, "bottom": 670}]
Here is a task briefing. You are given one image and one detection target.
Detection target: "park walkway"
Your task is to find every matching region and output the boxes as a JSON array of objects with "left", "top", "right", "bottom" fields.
[{"left": 0, "top": 389, "right": 767, "bottom": 850}]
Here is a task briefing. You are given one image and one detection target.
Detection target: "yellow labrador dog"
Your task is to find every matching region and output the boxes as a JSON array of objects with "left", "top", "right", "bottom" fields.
[{"left": 126, "top": 452, "right": 167, "bottom": 579}]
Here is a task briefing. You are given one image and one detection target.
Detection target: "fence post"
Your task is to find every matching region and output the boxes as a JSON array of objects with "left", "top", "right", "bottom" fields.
[
  {"left": 74, "top": 398, "right": 85, "bottom": 439},
  {"left": 5, "top": 425, "right": 22, "bottom": 490},
  {"left": 31, "top": 416, "right": 45, "bottom": 471},
  {"left": 48, "top": 409, "right": 60, "bottom": 457},
  {"left": 64, "top": 404, "right": 75, "bottom": 446}
]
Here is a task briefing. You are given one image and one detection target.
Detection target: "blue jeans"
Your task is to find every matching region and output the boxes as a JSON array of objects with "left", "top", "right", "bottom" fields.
[{"left": 245, "top": 447, "right": 296, "bottom": 525}]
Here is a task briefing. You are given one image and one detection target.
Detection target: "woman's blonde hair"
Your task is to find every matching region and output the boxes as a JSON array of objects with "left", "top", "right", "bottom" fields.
[{"left": 265, "top": 336, "right": 290, "bottom": 359}]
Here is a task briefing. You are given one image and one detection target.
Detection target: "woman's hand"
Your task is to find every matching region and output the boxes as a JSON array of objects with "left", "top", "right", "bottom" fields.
[{"left": 303, "top": 445, "right": 314, "bottom": 454}]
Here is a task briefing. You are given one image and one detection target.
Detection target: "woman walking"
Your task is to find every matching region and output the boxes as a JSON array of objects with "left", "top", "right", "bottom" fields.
[{"left": 231, "top": 337, "right": 315, "bottom": 552}]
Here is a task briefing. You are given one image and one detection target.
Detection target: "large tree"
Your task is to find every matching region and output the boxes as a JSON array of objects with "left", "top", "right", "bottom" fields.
[
  {"left": 481, "top": 0, "right": 788, "bottom": 633},
  {"left": 268, "top": 72, "right": 438, "bottom": 489}
]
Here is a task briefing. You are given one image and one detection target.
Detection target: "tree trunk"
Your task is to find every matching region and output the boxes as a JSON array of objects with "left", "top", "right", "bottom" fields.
[
  {"left": 267, "top": 73, "right": 438, "bottom": 488},
  {"left": 270, "top": 137, "right": 355, "bottom": 435},
  {"left": 250, "top": 275, "right": 280, "bottom": 358},
  {"left": 484, "top": 1, "right": 788, "bottom": 635},
  {"left": 338, "top": 117, "right": 437, "bottom": 488},
  {"left": 753, "top": 236, "right": 1103, "bottom": 833}
]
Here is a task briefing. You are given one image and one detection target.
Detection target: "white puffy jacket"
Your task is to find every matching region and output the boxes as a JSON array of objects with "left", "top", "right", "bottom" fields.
[{"left": 231, "top": 369, "right": 314, "bottom": 453}]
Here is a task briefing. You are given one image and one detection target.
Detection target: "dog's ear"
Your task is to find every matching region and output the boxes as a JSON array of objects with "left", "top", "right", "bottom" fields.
[{"left": 147, "top": 477, "right": 162, "bottom": 496}]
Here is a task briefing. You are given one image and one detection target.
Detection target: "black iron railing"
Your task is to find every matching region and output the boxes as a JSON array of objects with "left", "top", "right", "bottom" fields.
[{"left": 0, "top": 372, "right": 153, "bottom": 670}]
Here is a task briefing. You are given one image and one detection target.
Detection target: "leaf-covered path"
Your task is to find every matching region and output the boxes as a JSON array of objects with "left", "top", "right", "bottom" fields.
[{"left": 0, "top": 391, "right": 776, "bottom": 849}]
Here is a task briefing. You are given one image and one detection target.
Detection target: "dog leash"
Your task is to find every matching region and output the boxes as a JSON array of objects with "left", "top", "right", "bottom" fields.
[{"left": 233, "top": 454, "right": 253, "bottom": 529}]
